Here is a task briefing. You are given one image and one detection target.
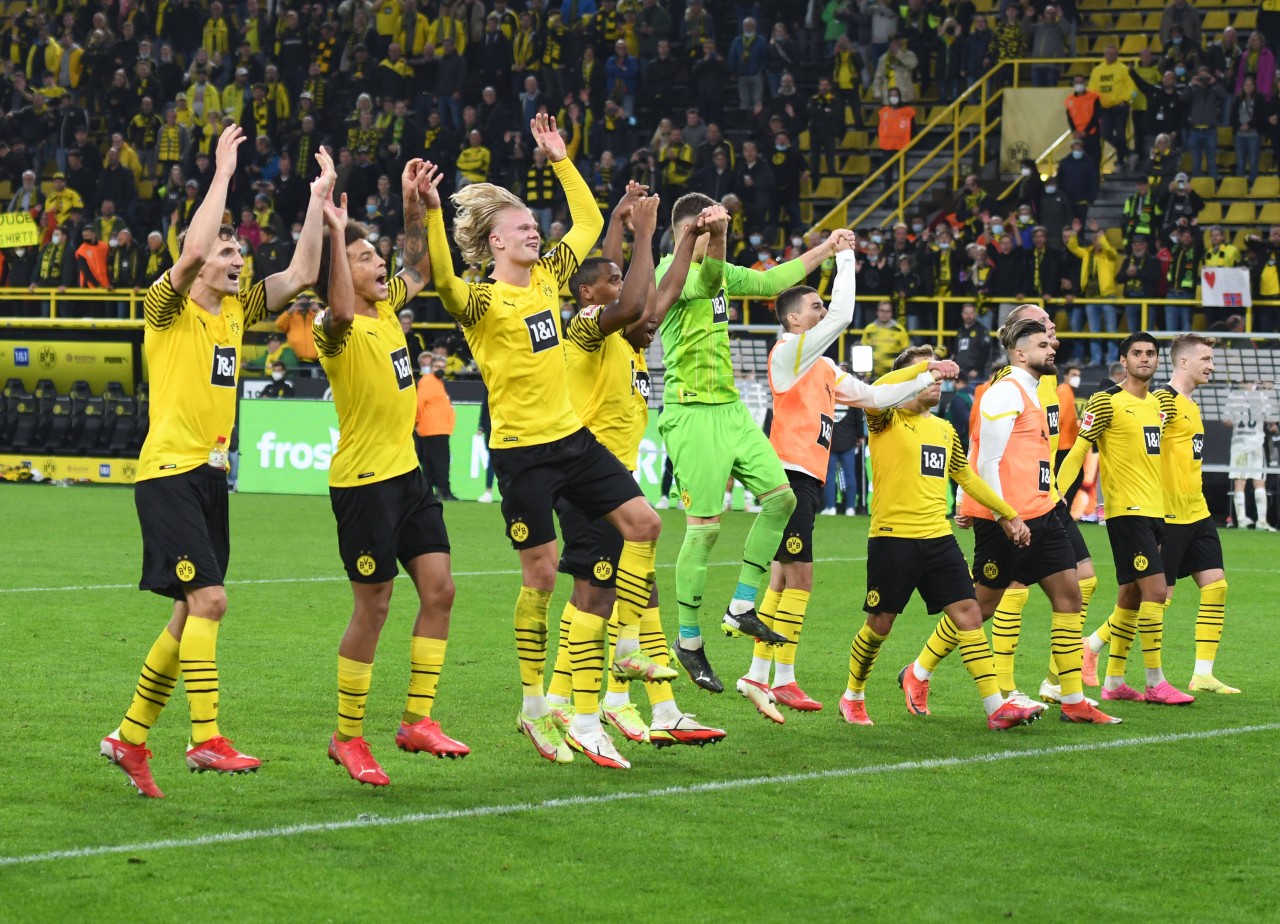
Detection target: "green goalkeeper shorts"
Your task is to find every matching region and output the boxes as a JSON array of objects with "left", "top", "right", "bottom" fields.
[{"left": 658, "top": 401, "right": 787, "bottom": 518}]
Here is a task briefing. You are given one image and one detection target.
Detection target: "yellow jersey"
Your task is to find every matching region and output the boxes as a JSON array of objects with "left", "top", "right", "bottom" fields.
[
  {"left": 1156, "top": 384, "right": 1211, "bottom": 524},
  {"left": 862, "top": 321, "right": 910, "bottom": 378},
  {"left": 1062, "top": 383, "right": 1176, "bottom": 519},
  {"left": 137, "top": 273, "right": 267, "bottom": 481},
  {"left": 313, "top": 277, "right": 418, "bottom": 488},
  {"left": 867, "top": 403, "right": 1016, "bottom": 540},
  {"left": 563, "top": 307, "right": 647, "bottom": 470},
  {"left": 1088, "top": 61, "right": 1135, "bottom": 108}
]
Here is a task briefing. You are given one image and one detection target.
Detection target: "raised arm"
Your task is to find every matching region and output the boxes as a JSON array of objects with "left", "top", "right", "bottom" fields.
[
  {"left": 264, "top": 147, "right": 336, "bottom": 312},
  {"left": 835, "top": 359, "right": 955, "bottom": 408},
  {"left": 169, "top": 125, "right": 245, "bottom": 295},
  {"left": 597, "top": 194, "right": 660, "bottom": 335},
  {"left": 652, "top": 204, "right": 716, "bottom": 328},
  {"left": 533, "top": 114, "right": 604, "bottom": 266},
  {"left": 420, "top": 159, "right": 475, "bottom": 325},
  {"left": 399, "top": 158, "right": 434, "bottom": 300},
  {"left": 319, "top": 192, "right": 354, "bottom": 343},
  {"left": 771, "top": 231, "right": 859, "bottom": 390},
  {"left": 601, "top": 180, "right": 647, "bottom": 268}
]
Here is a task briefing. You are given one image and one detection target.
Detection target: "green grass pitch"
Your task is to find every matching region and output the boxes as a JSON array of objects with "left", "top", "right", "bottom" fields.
[{"left": 1, "top": 486, "right": 1277, "bottom": 921}]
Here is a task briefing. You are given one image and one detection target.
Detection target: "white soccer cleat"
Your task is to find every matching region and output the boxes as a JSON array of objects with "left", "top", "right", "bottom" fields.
[
  {"left": 1006, "top": 689, "right": 1043, "bottom": 710},
  {"left": 1038, "top": 679, "right": 1099, "bottom": 707}
]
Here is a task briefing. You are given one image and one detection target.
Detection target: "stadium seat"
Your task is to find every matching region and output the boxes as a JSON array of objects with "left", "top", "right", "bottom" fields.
[
  {"left": 804, "top": 177, "right": 843, "bottom": 200},
  {"left": 1202, "top": 11, "right": 1229, "bottom": 31},
  {"left": 1258, "top": 202, "right": 1280, "bottom": 225},
  {"left": 1190, "top": 176, "right": 1215, "bottom": 198},
  {"left": 129, "top": 384, "right": 150, "bottom": 453},
  {"left": 1141, "top": 11, "right": 1162, "bottom": 32},
  {"left": 10, "top": 395, "right": 39, "bottom": 452},
  {"left": 1234, "top": 10, "right": 1257, "bottom": 30},
  {"left": 1119, "top": 35, "right": 1148, "bottom": 55},
  {"left": 1113, "top": 12, "right": 1140, "bottom": 31},
  {"left": 1218, "top": 177, "right": 1248, "bottom": 199},
  {"left": 106, "top": 397, "right": 137, "bottom": 457},
  {"left": 1198, "top": 202, "right": 1223, "bottom": 223},
  {"left": 72, "top": 397, "right": 107, "bottom": 454},
  {"left": 44, "top": 396, "right": 73, "bottom": 452},
  {"left": 1223, "top": 203, "right": 1256, "bottom": 225},
  {"left": 1252, "top": 177, "right": 1280, "bottom": 199}
]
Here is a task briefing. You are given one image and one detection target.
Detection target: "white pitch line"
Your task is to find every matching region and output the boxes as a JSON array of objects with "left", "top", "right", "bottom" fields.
[
  {"left": 0, "top": 557, "right": 866, "bottom": 594},
  {"left": 2, "top": 724, "right": 1273, "bottom": 868}
]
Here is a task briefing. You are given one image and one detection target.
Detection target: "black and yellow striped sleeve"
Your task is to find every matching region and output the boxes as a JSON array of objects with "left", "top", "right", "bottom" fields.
[
  {"left": 1155, "top": 386, "right": 1178, "bottom": 434},
  {"left": 240, "top": 280, "right": 269, "bottom": 327},
  {"left": 143, "top": 272, "right": 185, "bottom": 330},
  {"left": 990, "top": 365, "right": 1012, "bottom": 384},
  {"left": 1076, "top": 388, "right": 1115, "bottom": 444},
  {"left": 426, "top": 207, "right": 490, "bottom": 327},
  {"left": 538, "top": 243, "right": 582, "bottom": 291},
  {"left": 312, "top": 312, "right": 349, "bottom": 359},
  {"left": 866, "top": 407, "right": 895, "bottom": 434},
  {"left": 945, "top": 423, "right": 969, "bottom": 475},
  {"left": 385, "top": 275, "right": 408, "bottom": 313},
  {"left": 564, "top": 304, "right": 607, "bottom": 353}
]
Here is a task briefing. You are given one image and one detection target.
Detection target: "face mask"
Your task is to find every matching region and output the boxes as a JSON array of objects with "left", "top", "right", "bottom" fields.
[
  {"left": 1072, "top": 150, "right": 1083, "bottom": 159},
  {"left": 775, "top": 144, "right": 788, "bottom": 151},
  {"left": 366, "top": 204, "right": 377, "bottom": 216},
  {"left": 292, "top": 231, "right": 301, "bottom": 242},
  {"left": 991, "top": 224, "right": 1004, "bottom": 236},
  {"left": 433, "top": 368, "right": 445, "bottom": 379},
  {"left": 1174, "top": 66, "right": 1186, "bottom": 77},
  {"left": 240, "top": 243, "right": 250, "bottom": 254},
  {"left": 870, "top": 233, "right": 883, "bottom": 244},
  {"left": 888, "top": 96, "right": 900, "bottom": 105},
  {"left": 911, "top": 223, "right": 923, "bottom": 233},
  {"left": 1045, "top": 185, "right": 1056, "bottom": 194},
  {"left": 51, "top": 234, "right": 62, "bottom": 245},
  {"left": 758, "top": 251, "right": 771, "bottom": 262},
  {"left": 791, "top": 237, "right": 803, "bottom": 249},
  {"left": 271, "top": 371, "right": 284, "bottom": 381},
  {"left": 749, "top": 234, "right": 763, "bottom": 246},
  {"left": 1019, "top": 214, "right": 1031, "bottom": 225},
  {"left": 109, "top": 238, "right": 120, "bottom": 248},
  {"left": 561, "top": 308, "right": 573, "bottom": 321},
  {"left": 1172, "top": 37, "right": 1182, "bottom": 45},
  {"left": 421, "top": 364, "right": 431, "bottom": 374},
  {"left": 368, "top": 231, "right": 380, "bottom": 243},
  {"left": 1067, "top": 374, "right": 1080, "bottom": 389},
  {"left": 938, "top": 241, "right": 950, "bottom": 250},
  {"left": 1073, "top": 85, "right": 1085, "bottom": 94},
  {"left": 1020, "top": 167, "right": 1031, "bottom": 177}
]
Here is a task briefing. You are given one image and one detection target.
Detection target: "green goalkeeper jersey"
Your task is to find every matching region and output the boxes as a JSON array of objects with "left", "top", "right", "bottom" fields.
[{"left": 656, "top": 255, "right": 807, "bottom": 406}]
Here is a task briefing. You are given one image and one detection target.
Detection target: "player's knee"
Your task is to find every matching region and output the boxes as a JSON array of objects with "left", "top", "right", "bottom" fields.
[
  {"left": 433, "top": 577, "right": 457, "bottom": 612},
  {"left": 629, "top": 506, "right": 662, "bottom": 542},
  {"left": 188, "top": 586, "right": 227, "bottom": 620},
  {"left": 685, "top": 521, "right": 721, "bottom": 553},
  {"left": 761, "top": 486, "right": 797, "bottom": 517}
]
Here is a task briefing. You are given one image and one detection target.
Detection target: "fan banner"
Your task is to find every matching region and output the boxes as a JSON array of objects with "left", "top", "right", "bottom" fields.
[{"left": 1201, "top": 267, "right": 1252, "bottom": 308}]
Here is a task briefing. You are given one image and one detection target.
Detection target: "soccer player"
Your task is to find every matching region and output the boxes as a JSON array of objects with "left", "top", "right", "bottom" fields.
[
  {"left": 659, "top": 193, "right": 847, "bottom": 694},
  {"left": 925, "top": 304, "right": 1103, "bottom": 709},
  {"left": 1155, "top": 334, "right": 1238, "bottom": 694},
  {"left": 1058, "top": 332, "right": 1194, "bottom": 705},
  {"left": 422, "top": 115, "right": 662, "bottom": 766},
  {"left": 100, "top": 126, "right": 331, "bottom": 798},
  {"left": 739, "top": 232, "right": 957, "bottom": 722},
  {"left": 1226, "top": 383, "right": 1276, "bottom": 531},
  {"left": 838, "top": 345, "right": 1046, "bottom": 730},
  {"left": 546, "top": 188, "right": 727, "bottom": 762},
  {"left": 314, "top": 160, "right": 469, "bottom": 788},
  {"left": 946, "top": 318, "right": 1119, "bottom": 724}
]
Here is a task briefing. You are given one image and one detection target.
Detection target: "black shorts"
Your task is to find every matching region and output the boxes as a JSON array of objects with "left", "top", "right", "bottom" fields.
[
  {"left": 556, "top": 497, "right": 624, "bottom": 588},
  {"left": 1161, "top": 517, "right": 1224, "bottom": 583},
  {"left": 864, "top": 536, "right": 975, "bottom": 615},
  {"left": 776, "top": 470, "right": 823, "bottom": 564},
  {"left": 973, "top": 510, "right": 1077, "bottom": 589},
  {"left": 1056, "top": 500, "right": 1090, "bottom": 563},
  {"left": 1106, "top": 515, "right": 1165, "bottom": 586},
  {"left": 135, "top": 465, "right": 230, "bottom": 601},
  {"left": 329, "top": 467, "right": 450, "bottom": 583},
  {"left": 491, "top": 427, "right": 642, "bottom": 550}
]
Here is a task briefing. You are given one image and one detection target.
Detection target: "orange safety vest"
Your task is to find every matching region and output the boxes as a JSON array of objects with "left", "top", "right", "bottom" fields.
[
  {"left": 877, "top": 106, "right": 915, "bottom": 151},
  {"left": 768, "top": 345, "right": 840, "bottom": 483},
  {"left": 1065, "top": 91, "right": 1100, "bottom": 135},
  {"left": 961, "top": 376, "right": 1055, "bottom": 520},
  {"left": 1056, "top": 382, "right": 1078, "bottom": 449}
]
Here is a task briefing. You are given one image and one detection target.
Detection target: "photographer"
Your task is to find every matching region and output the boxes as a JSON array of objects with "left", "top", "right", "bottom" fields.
[
  {"left": 274, "top": 292, "right": 321, "bottom": 365},
  {"left": 1181, "top": 66, "right": 1229, "bottom": 180}
]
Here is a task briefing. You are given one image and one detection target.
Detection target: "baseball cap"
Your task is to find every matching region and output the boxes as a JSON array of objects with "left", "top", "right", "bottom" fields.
[
  {"left": 185, "top": 179, "right": 199, "bottom": 188},
  {"left": 53, "top": 171, "right": 65, "bottom": 179}
]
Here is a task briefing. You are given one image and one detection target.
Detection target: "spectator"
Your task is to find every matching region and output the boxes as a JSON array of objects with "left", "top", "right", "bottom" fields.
[
  {"left": 952, "top": 301, "right": 992, "bottom": 379},
  {"left": 605, "top": 38, "right": 640, "bottom": 117},
  {"left": 871, "top": 35, "right": 918, "bottom": 106},
  {"left": 946, "top": 369, "right": 981, "bottom": 450},
  {"left": 862, "top": 300, "right": 910, "bottom": 376},
  {"left": 735, "top": 140, "right": 774, "bottom": 231},
  {"left": 1160, "top": 0, "right": 1204, "bottom": 50},
  {"left": 991, "top": 5, "right": 1029, "bottom": 72},
  {"left": 644, "top": 41, "right": 684, "bottom": 119},
  {"left": 1088, "top": 45, "right": 1136, "bottom": 169},
  {"left": 74, "top": 224, "right": 110, "bottom": 291},
  {"left": 1236, "top": 31, "right": 1276, "bottom": 99},
  {"left": 1246, "top": 227, "right": 1280, "bottom": 328},
  {"left": 255, "top": 333, "right": 299, "bottom": 373},
  {"left": 142, "top": 230, "right": 172, "bottom": 285},
  {"left": 1020, "top": 225, "right": 1063, "bottom": 301},
  {"left": 1038, "top": 175, "right": 1074, "bottom": 244},
  {"left": 1066, "top": 72, "right": 1103, "bottom": 167},
  {"left": 1118, "top": 233, "right": 1161, "bottom": 333},
  {"left": 1056, "top": 365, "right": 1084, "bottom": 505},
  {"left": 875, "top": 86, "right": 916, "bottom": 177},
  {"left": 961, "top": 15, "right": 994, "bottom": 91},
  {"left": 275, "top": 294, "right": 321, "bottom": 365},
  {"left": 1130, "top": 67, "right": 1189, "bottom": 155},
  {"left": 765, "top": 23, "right": 799, "bottom": 98},
  {"left": 831, "top": 35, "right": 867, "bottom": 129},
  {"left": 1122, "top": 176, "right": 1163, "bottom": 248},
  {"left": 1028, "top": 5, "right": 1072, "bottom": 88},
  {"left": 1056, "top": 138, "right": 1098, "bottom": 222},
  {"left": 1182, "top": 66, "right": 1228, "bottom": 179},
  {"left": 1129, "top": 48, "right": 1165, "bottom": 155},
  {"left": 1144, "top": 132, "right": 1183, "bottom": 190},
  {"left": 691, "top": 39, "right": 730, "bottom": 124},
  {"left": 45, "top": 172, "right": 84, "bottom": 228},
  {"left": 432, "top": 341, "right": 467, "bottom": 379},
  {"left": 1162, "top": 171, "right": 1205, "bottom": 226},
  {"left": 261, "top": 361, "right": 295, "bottom": 398},
  {"left": 1204, "top": 225, "right": 1243, "bottom": 267},
  {"left": 1066, "top": 219, "right": 1120, "bottom": 365},
  {"left": 822, "top": 402, "right": 865, "bottom": 516},
  {"left": 867, "top": 0, "right": 899, "bottom": 64},
  {"left": 416, "top": 352, "right": 457, "bottom": 500},
  {"left": 936, "top": 18, "right": 964, "bottom": 102},
  {"left": 767, "top": 131, "right": 806, "bottom": 234},
  {"left": 727, "top": 18, "right": 767, "bottom": 112},
  {"left": 856, "top": 237, "right": 892, "bottom": 295},
  {"left": 400, "top": 308, "right": 428, "bottom": 364},
  {"left": 1231, "top": 76, "right": 1267, "bottom": 185},
  {"left": 1003, "top": 158, "right": 1044, "bottom": 213},
  {"left": 1166, "top": 224, "right": 1204, "bottom": 331},
  {"left": 8, "top": 170, "right": 44, "bottom": 214}
]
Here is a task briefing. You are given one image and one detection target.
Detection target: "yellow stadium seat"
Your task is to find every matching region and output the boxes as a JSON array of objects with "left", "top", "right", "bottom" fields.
[
  {"left": 1142, "top": 11, "right": 1162, "bottom": 32},
  {"left": 804, "top": 177, "right": 844, "bottom": 200},
  {"left": 1218, "top": 176, "right": 1249, "bottom": 199},
  {"left": 1114, "top": 12, "right": 1140, "bottom": 31},
  {"left": 1190, "top": 176, "right": 1215, "bottom": 198},
  {"left": 1217, "top": 126, "right": 1234, "bottom": 148},
  {"left": 1091, "top": 36, "right": 1111, "bottom": 54},
  {"left": 844, "top": 131, "right": 870, "bottom": 149},
  {"left": 1252, "top": 177, "right": 1280, "bottom": 199},
  {"left": 1259, "top": 203, "right": 1280, "bottom": 225},
  {"left": 798, "top": 131, "right": 810, "bottom": 152},
  {"left": 1136, "top": 0, "right": 1163, "bottom": 8},
  {"left": 1120, "top": 35, "right": 1148, "bottom": 55},
  {"left": 1222, "top": 203, "right": 1256, "bottom": 225},
  {"left": 840, "top": 155, "right": 872, "bottom": 176},
  {"left": 800, "top": 202, "right": 814, "bottom": 224},
  {"left": 1234, "top": 10, "right": 1257, "bottom": 31},
  {"left": 1198, "top": 202, "right": 1223, "bottom": 224},
  {"left": 1202, "top": 11, "right": 1229, "bottom": 31}
]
